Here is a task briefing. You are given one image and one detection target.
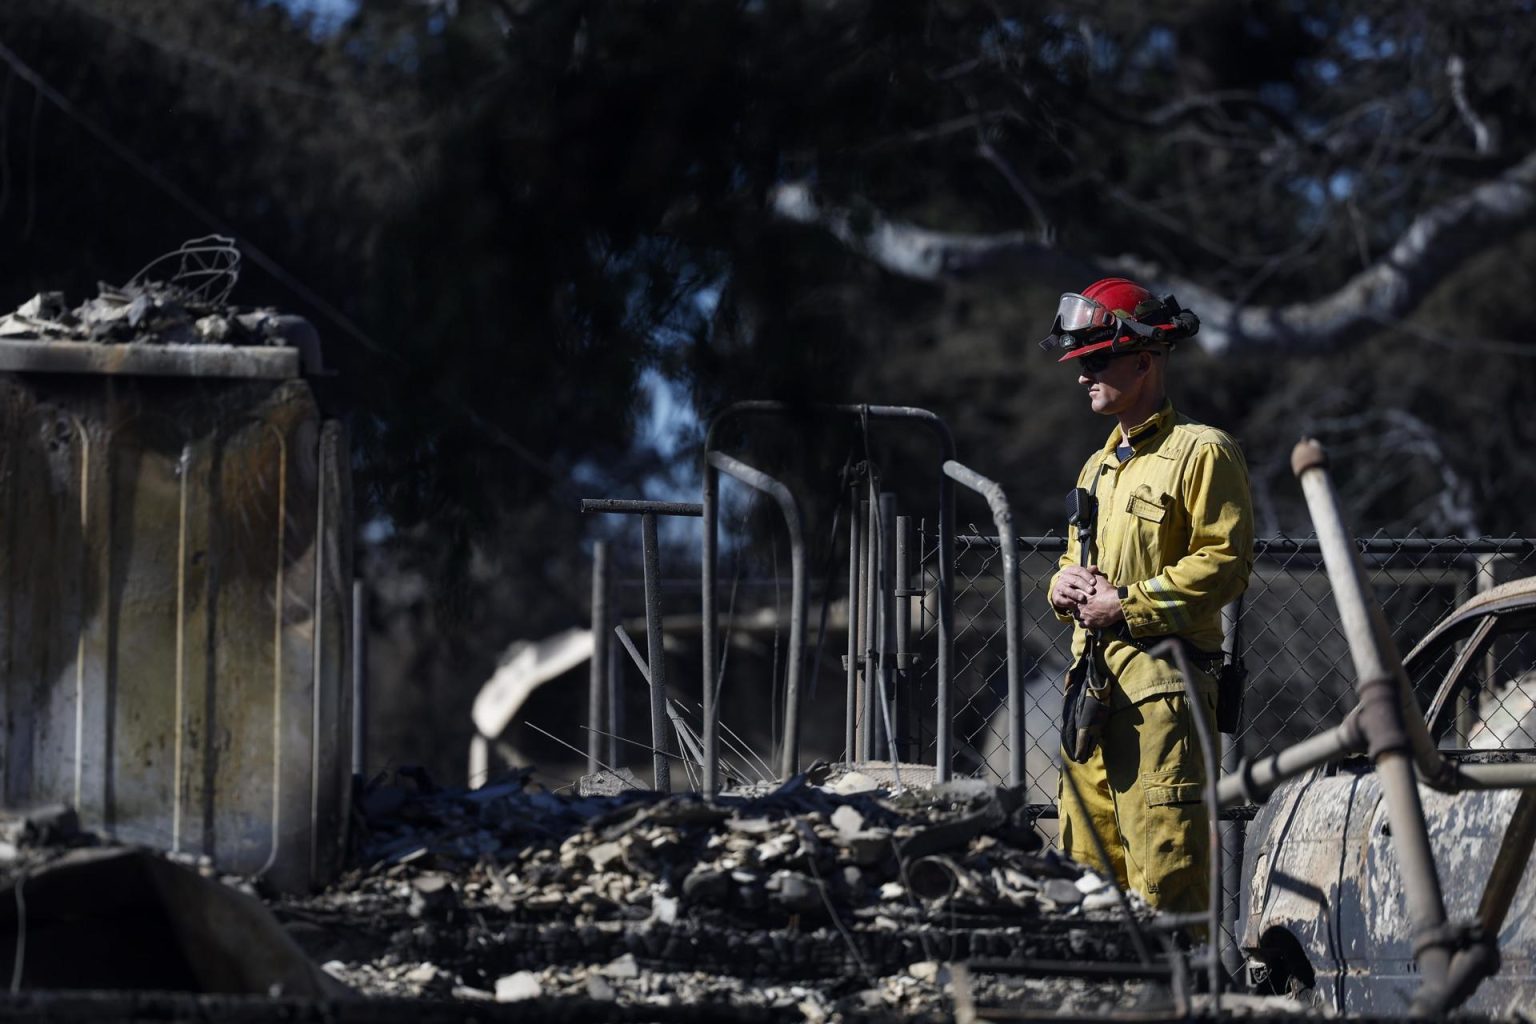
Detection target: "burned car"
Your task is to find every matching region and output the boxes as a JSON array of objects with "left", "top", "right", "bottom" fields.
[{"left": 1240, "top": 574, "right": 1536, "bottom": 1016}]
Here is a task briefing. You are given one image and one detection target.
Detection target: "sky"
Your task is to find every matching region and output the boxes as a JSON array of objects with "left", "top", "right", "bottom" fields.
[{"left": 274, "top": 0, "right": 360, "bottom": 32}]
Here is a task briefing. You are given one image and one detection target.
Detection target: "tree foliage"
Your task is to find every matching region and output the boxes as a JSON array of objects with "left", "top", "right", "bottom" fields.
[{"left": 2, "top": 0, "right": 1534, "bottom": 777}]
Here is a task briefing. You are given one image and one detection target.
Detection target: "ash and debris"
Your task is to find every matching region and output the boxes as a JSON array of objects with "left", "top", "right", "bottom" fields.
[
  {"left": 0, "top": 285, "right": 309, "bottom": 350},
  {"left": 0, "top": 805, "right": 95, "bottom": 869},
  {"left": 0, "top": 773, "right": 1347, "bottom": 1020},
  {"left": 269, "top": 763, "right": 1179, "bottom": 1021},
  {"left": 0, "top": 236, "right": 321, "bottom": 364}
]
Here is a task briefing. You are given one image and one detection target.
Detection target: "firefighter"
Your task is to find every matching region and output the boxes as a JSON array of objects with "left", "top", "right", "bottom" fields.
[{"left": 1041, "top": 277, "right": 1254, "bottom": 914}]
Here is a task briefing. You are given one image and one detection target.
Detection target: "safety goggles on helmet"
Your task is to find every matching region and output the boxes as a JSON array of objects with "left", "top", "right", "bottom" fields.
[
  {"left": 1053, "top": 292, "right": 1119, "bottom": 334},
  {"left": 1039, "top": 291, "right": 1199, "bottom": 360}
]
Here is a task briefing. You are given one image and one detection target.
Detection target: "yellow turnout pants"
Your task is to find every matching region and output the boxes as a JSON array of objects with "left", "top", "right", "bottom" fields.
[{"left": 1057, "top": 690, "right": 1215, "bottom": 914}]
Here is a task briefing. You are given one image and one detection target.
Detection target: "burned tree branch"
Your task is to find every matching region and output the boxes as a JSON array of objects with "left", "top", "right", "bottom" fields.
[
  {"left": 1446, "top": 55, "right": 1496, "bottom": 156},
  {"left": 769, "top": 147, "right": 1536, "bottom": 354}
]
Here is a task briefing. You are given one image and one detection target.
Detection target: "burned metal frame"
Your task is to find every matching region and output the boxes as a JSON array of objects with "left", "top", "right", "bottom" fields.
[
  {"left": 702, "top": 402, "right": 957, "bottom": 792},
  {"left": 1223, "top": 440, "right": 1536, "bottom": 1015},
  {"left": 705, "top": 451, "right": 807, "bottom": 781},
  {"left": 845, "top": 481, "right": 863, "bottom": 764},
  {"left": 942, "top": 460, "right": 1026, "bottom": 788},
  {"left": 855, "top": 485, "right": 908, "bottom": 768},
  {"left": 579, "top": 497, "right": 704, "bottom": 794}
]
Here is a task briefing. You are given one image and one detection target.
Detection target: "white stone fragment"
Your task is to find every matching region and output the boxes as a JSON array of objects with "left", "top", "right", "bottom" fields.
[
  {"left": 829, "top": 771, "right": 879, "bottom": 795},
  {"left": 403, "top": 963, "right": 439, "bottom": 985},
  {"left": 830, "top": 805, "right": 866, "bottom": 838},
  {"left": 602, "top": 953, "right": 640, "bottom": 979},
  {"left": 494, "top": 971, "right": 543, "bottom": 1002}
]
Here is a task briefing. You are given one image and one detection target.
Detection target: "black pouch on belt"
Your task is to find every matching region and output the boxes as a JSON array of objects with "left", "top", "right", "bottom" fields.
[
  {"left": 1216, "top": 657, "right": 1248, "bottom": 734},
  {"left": 1061, "top": 645, "right": 1111, "bottom": 764}
]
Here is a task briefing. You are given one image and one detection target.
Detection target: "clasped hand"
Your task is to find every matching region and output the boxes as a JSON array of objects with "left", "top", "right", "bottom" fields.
[{"left": 1049, "top": 565, "right": 1124, "bottom": 629}]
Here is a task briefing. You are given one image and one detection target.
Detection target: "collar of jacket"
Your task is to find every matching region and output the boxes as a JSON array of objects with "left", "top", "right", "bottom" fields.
[{"left": 1097, "top": 400, "right": 1176, "bottom": 460}]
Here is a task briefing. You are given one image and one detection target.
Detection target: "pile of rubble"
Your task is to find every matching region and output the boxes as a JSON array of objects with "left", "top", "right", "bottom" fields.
[
  {"left": 0, "top": 237, "right": 321, "bottom": 366},
  {"left": 271, "top": 765, "right": 1169, "bottom": 1020},
  {"left": 0, "top": 285, "right": 309, "bottom": 350}
]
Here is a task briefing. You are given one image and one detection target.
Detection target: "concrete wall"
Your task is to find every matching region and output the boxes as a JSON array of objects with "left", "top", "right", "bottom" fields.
[{"left": 0, "top": 368, "right": 351, "bottom": 891}]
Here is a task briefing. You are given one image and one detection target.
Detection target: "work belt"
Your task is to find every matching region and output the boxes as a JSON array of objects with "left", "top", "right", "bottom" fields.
[
  {"left": 1109, "top": 626, "right": 1246, "bottom": 734},
  {"left": 1109, "top": 627, "right": 1225, "bottom": 676}
]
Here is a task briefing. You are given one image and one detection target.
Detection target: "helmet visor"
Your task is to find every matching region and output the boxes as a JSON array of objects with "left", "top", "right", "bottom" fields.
[{"left": 1054, "top": 293, "right": 1116, "bottom": 334}]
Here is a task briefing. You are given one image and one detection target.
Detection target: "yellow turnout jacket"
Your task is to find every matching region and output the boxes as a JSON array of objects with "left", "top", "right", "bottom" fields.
[{"left": 1050, "top": 401, "right": 1254, "bottom": 705}]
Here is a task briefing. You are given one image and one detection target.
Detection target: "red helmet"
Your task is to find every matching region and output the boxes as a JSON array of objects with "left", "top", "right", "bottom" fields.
[{"left": 1040, "top": 277, "right": 1198, "bottom": 362}]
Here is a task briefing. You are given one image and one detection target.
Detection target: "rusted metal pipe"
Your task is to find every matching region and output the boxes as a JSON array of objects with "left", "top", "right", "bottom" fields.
[
  {"left": 1292, "top": 438, "right": 1452, "bottom": 996},
  {"left": 707, "top": 451, "right": 807, "bottom": 779},
  {"left": 1217, "top": 709, "right": 1364, "bottom": 806},
  {"left": 1157, "top": 640, "right": 1222, "bottom": 1008},
  {"left": 1455, "top": 762, "right": 1536, "bottom": 788},
  {"left": 942, "top": 461, "right": 1024, "bottom": 788}
]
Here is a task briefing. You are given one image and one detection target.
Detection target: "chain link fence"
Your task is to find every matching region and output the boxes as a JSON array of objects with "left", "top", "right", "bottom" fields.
[{"left": 902, "top": 529, "right": 1536, "bottom": 969}]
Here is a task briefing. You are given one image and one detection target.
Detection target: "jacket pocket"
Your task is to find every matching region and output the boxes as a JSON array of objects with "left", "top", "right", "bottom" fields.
[
  {"left": 1127, "top": 490, "right": 1169, "bottom": 524},
  {"left": 1142, "top": 765, "right": 1203, "bottom": 807}
]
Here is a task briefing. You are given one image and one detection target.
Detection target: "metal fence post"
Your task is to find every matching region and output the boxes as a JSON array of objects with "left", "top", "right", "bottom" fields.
[
  {"left": 895, "top": 515, "right": 913, "bottom": 762},
  {"left": 1220, "top": 595, "right": 1244, "bottom": 987},
  {"left": 588, "top": 540, "right": 610, "bottom": 776},
  {"left": 1464, "top": 552, "right": 1499, "bottom": 746},
  {"left": 607, "top": 626, "right": 621, "bottom": 768},
  {"left": 942, "top": 461, "right": 1025, "bottom": 788},
  {"left": 856, "top": 498, "right": 871, "bottom": 761},
  {"left": 707, "top": 451, "right": 808, "bottom": 779},
  {"left": 640, "top": 513, "right": 670, "bottom": 792},
  {"left": 846, "top": 482, "right": 863, "bottom": 763},
  {"left": 351, "top": 579, "right": 366, "bottom": 778},
  {"left": 863, "top": 488, "right": 879, "bottom": 762},
  {"left": 877, "top": 492, "right": 898, "bottom": 764}
]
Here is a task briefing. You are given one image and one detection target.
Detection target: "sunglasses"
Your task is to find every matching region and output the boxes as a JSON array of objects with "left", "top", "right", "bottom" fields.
[{"left": 1074, "top": 350, "right": 1140, "bottom": 374}]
